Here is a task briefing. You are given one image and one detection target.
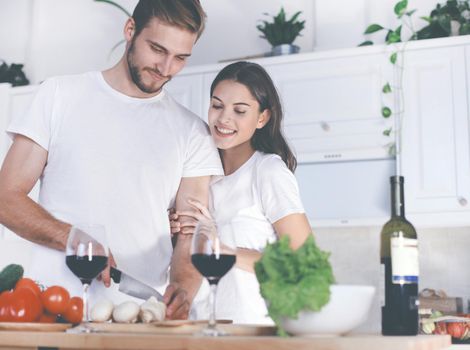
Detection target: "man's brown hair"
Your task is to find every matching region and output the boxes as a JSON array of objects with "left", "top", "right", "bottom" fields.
[{"left": 132, "top": 0, "right": 206, "bottom": 40}]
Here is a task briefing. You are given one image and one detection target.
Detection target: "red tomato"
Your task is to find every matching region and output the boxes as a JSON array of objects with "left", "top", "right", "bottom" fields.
[
  {"left": 62, "top": 297, "right": 83, "bottom": 324},
  {"left": 38, "top": 312, "right": 57, "bottom": 323},
  {"left": 9, "top": 288, "right": 43, "bottom": 322},
  {"left": 41, "top": 286, "right": 70, "bottom": 315},
  {"left": 434, "top": 321, "right": 448, "bottom": 335},
  {"left": 15, "top": 278, "right": 41, "bottom": 296},
  {"left": 447, "top": 322, "right": 467, "bottom": 339},
  {"left": 0, "top": 291, "right": 13, "bottom": 322}
]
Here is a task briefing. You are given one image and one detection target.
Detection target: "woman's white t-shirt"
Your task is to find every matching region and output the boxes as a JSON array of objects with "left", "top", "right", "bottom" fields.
[{"left": 191, "top": 151, "right": 305, "bottom": 324}]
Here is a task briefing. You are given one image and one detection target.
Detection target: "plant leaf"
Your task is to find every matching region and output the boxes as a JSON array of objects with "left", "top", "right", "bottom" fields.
[
  {"left": 386, "top": 31, "right": 401, "bottom": 44},
  {"left": 358, "top": 40, "right": 374, "bottom": 46},
  {"left": 420, "top": 16, "right": 432, "bottom": 23},
  {"left": 437, "top": 14, "right": 451, "bottom": 34},
  {"left": 364, "top": 24, "right": 384, "bottom": 34},
  {"left": 382, "top": 106, "right": 392, "bottom": 118},
  {"left": 394, "top": 0, "right": 408, "bottom": 18},
  {"left": 382, "top": 82, "right": 392, "bottom": 93},
  {"left": 390, "top": 52, "right": 398, "bottom": 64},
  {"left": 383, "top": 128, "right": 392, "bottom": 136},
  {"left": 406, "top": 9, "right": 417, "bottom": 16}
]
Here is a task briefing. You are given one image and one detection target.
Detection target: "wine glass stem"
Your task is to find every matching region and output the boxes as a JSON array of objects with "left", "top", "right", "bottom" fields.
[
  {"left": 208, "top": 283, "right": 218, "bottom": 329},
  {"left": 82, "top": 283, "right": 90, "bottom": 323}
]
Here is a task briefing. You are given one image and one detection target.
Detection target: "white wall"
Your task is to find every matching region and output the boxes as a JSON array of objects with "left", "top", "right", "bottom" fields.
[
  {"left": 0, "top": 0, "right": 442, "bottom": 84},
  {"left": 0, "top": 0, "right": 32, "bottom": 64}
]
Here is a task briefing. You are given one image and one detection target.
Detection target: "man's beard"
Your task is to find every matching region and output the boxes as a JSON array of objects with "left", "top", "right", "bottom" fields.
[{"left": 126, "top": 40, "right": 171, "bottom": 94}]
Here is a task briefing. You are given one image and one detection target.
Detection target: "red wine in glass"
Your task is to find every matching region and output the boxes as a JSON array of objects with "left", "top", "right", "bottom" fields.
[
  {"left": 65, "top": 224, "right": 109, "bottom": 328},
  {"left": 191, "top": 254, "right": 236, "bottom": 285},
  {"left": 66, "top": 255, "right": 108, "bottom": 285},
  {"left": 191, "top": 219, "right": 236, "bottom": 336}
]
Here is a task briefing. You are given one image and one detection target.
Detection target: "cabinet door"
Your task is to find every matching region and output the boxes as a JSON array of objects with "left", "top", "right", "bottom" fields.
[
  {"left": 401, "top": 45, "right": 470, "bottom": 218},
  {"left": 265, "top": 54, "right": 392, "bottom": 163},
  {"left": 164, "top": 74, "right": 204, "bottom": 119}
]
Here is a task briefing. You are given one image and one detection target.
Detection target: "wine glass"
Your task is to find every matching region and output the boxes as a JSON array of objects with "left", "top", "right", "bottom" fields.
[
  {"left": 65, "top": 224, "right": 109, "bottom": 330},
  {"left": 191, "top": 219, "right": 236, "bottom": 336}
]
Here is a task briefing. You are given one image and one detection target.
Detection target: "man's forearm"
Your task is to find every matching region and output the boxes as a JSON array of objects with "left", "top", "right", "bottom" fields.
[
  {"left": 0, "top": 190, "right": 71, "bottom": 251},
  {"left": 169, "top": 234, "right": 202, "bottom": 303}
]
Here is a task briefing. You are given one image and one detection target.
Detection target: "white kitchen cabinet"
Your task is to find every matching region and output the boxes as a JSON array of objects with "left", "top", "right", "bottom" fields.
[
  {"left": 265, "top": 53, "right": 391, "bottom": 163},
  {"left": 400, "top": 44, "right": 470, "bottom": 226},
  {"left": 165, "top": 73, "right": 205, "bottom": 119}
]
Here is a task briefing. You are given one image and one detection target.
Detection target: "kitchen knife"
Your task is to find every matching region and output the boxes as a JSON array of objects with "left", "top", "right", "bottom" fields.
[{"left": 110, "top": 267, "right": 164, "bottom": 302}]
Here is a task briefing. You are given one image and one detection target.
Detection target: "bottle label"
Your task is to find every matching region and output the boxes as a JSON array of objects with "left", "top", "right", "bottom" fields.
[
  {"left": 391, "top": 234, "right": 419, "bottom": 284},
  {"left": 380, "top": 263, "right": 385, "bottom": 307}
]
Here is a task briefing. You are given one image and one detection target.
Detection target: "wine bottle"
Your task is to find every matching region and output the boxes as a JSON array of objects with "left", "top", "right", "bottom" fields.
[{"left": 380, "top": 175, "right": 419, "bottom": 335}]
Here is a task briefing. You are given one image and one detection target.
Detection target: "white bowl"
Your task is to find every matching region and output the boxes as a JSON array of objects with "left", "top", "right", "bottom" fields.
[{"left": 280, "top": 285, "right": 375, "bottom": 336}]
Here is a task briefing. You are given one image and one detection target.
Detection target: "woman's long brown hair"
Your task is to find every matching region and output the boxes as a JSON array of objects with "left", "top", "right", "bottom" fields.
[{"left": 210, "top": 61, "right": 297, "bottom": 172}]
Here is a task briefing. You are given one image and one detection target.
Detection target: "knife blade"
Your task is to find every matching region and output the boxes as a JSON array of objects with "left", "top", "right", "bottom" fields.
[{"left": 110, "top": 267, "right": 164, "bottom": 302}]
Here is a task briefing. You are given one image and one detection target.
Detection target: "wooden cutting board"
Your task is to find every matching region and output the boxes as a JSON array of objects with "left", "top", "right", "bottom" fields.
[
  {"left": 0, "top": 322, "right": 72, "bottom": 332},
  {"left": 83, "top": 320, "right": 276, "bottom": 336}
]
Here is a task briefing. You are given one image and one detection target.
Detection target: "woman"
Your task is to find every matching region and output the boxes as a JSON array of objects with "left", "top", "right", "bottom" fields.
[{"left": 172, "top": 61, "right": 312, "bottom": 324}]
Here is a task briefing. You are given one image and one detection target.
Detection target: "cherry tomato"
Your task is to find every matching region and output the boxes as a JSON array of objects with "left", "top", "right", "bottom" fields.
[
  {"left": 0, "top": 291, "right": 13, "bottom": 322},
  {"left": 434, "top": 321, "right": 448, "bottom": 335},
  {"left": 62, "top": 297, "right": 83, "bottom": 324},
  {"left": 38, "top": 312, "right": 57, "bottom": 323},
  {"left": 447, "top": 322, "right": 467, "bottom": 339},
  {"left": 15, "top": 278, "right": 41, "bottom": 296},
  {"left": 41, "top": 286, "right": 70, "bottom": 315},
  {"left": 9, "top": 288, "right": 43, "bottom": 322}
]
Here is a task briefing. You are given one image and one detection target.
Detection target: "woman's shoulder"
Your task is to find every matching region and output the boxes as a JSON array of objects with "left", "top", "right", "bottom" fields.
[{"left": 254, "top": 152, "right": 291, "bottom": 175}]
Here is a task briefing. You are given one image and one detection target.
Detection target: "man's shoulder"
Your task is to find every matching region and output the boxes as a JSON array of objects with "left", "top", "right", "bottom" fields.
[
  {"left": 40, "top": 72, "right": 96, "bottom": 93},
  {"left": 163, "top": 91, "right": 207, "bottom": 126},
  {"left": 48, "top": 71, "right": 96, "bottom": 85}
]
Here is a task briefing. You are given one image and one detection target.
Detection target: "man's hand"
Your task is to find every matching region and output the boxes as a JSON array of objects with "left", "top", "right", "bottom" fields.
[
  {"left": 163, "top": 283, "right": 190, "bottom": 320},
  {"left": 98, "top": 251, "right": 116, "bottom": 287}
]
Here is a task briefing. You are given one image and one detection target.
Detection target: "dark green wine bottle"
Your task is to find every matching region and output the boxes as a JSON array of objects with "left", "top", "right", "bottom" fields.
[{"left": 380, "top": 176, "right": 419, "bottom": 335}]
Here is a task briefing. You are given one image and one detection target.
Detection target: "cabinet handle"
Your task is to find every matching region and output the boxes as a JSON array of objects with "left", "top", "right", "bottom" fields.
[
  {"left": 458, "top": 197, "right": 468, "bottom": 207},
  {"left": 320, "top": 121, "right": 330, "bottom": 132}
]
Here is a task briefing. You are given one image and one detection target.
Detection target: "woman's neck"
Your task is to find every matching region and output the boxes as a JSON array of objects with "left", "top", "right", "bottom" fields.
[{"left": 220, "top": 143, "right": 256, "bottom": 176}]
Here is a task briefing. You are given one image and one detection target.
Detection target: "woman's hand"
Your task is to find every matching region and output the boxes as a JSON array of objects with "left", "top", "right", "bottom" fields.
[{"left": 171, "top": 199, "right": 213, "bottom": 236}]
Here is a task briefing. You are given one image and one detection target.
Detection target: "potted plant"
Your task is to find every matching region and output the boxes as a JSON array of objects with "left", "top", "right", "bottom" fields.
[
  {"left": 256, "top": 7, "right": 305, "bottom": 56},
  {"left": 0, "top": 61, "right": 29, "bottom": 87},
  {"left": 417, "top": 0, "right": 470, "bottom": 39}
]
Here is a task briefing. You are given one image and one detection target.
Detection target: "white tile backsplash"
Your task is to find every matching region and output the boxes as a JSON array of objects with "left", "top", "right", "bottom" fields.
[{"left": 314, "top": 226, "right": 470, "bottom": 334}]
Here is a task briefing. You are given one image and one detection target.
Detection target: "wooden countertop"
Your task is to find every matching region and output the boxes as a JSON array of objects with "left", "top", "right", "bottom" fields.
[{"left": 0, "top": 331, "right": 451, "bottom": 350}]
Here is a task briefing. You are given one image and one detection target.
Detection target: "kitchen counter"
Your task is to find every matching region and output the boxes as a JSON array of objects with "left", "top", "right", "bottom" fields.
[{"left": 0, "top": 331, "right": 451, "bottom": 350}]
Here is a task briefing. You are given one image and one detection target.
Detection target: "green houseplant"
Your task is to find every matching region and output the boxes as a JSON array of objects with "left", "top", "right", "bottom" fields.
[
  {"left": 417, "top": 0, "right": 470, "bottom": 39},
  {"left": 360, "top": 0, "right": 419, "bottom": 159},
  {"left": 360, "top": 0, "right": 470, "bottom": 158},
  {"left": 257, "top": 7, "right": 305, "bottom": 56}
]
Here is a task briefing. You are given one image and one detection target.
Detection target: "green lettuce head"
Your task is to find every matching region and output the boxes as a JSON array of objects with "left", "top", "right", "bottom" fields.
[{"left": 255, "top": 235, "right": 335, "bottom": 335}]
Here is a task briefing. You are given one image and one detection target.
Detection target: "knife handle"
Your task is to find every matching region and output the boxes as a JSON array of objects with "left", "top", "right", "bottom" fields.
[{"left": 110, "top": 267, "right": 122, "bottom": 283}]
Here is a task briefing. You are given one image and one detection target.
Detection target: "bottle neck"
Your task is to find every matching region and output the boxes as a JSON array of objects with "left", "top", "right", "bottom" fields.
[{"left": 390, "top": 176, "right": 405, "bottom": 218}]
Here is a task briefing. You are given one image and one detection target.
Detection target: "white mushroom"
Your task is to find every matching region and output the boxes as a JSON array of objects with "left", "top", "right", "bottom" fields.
[
  {"left": 139, "top": 296, "right": 167, "bottom": 323},
  {"left": 112, "top": 301, "right": 140, "bottom": 323},
  {"left": 90, "top": 299, "right": 114, "bottom": 323}
]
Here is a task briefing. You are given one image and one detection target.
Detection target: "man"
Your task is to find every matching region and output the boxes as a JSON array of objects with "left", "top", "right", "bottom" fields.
[{"left": 0, "top": 0, "right": 222, "bottom": 319}]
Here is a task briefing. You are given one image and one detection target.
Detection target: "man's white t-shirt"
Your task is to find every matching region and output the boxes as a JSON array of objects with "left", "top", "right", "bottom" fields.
[
  {"left": 192, "top": 151, "right": 305, "bottom": 324},
  {"left": 7, "top": 71, "right": 223, "bottom": 301}
]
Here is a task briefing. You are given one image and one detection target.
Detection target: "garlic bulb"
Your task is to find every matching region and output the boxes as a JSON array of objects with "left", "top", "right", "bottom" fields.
[
  {"left": 112, "top": 301, "right": 140, "bottom": 323},
  {"left": 139, "top": 296, "right": 167, "bottom": 323},
  {"left": 90, "top": 299, "right": 114, "bottom": 323}
]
